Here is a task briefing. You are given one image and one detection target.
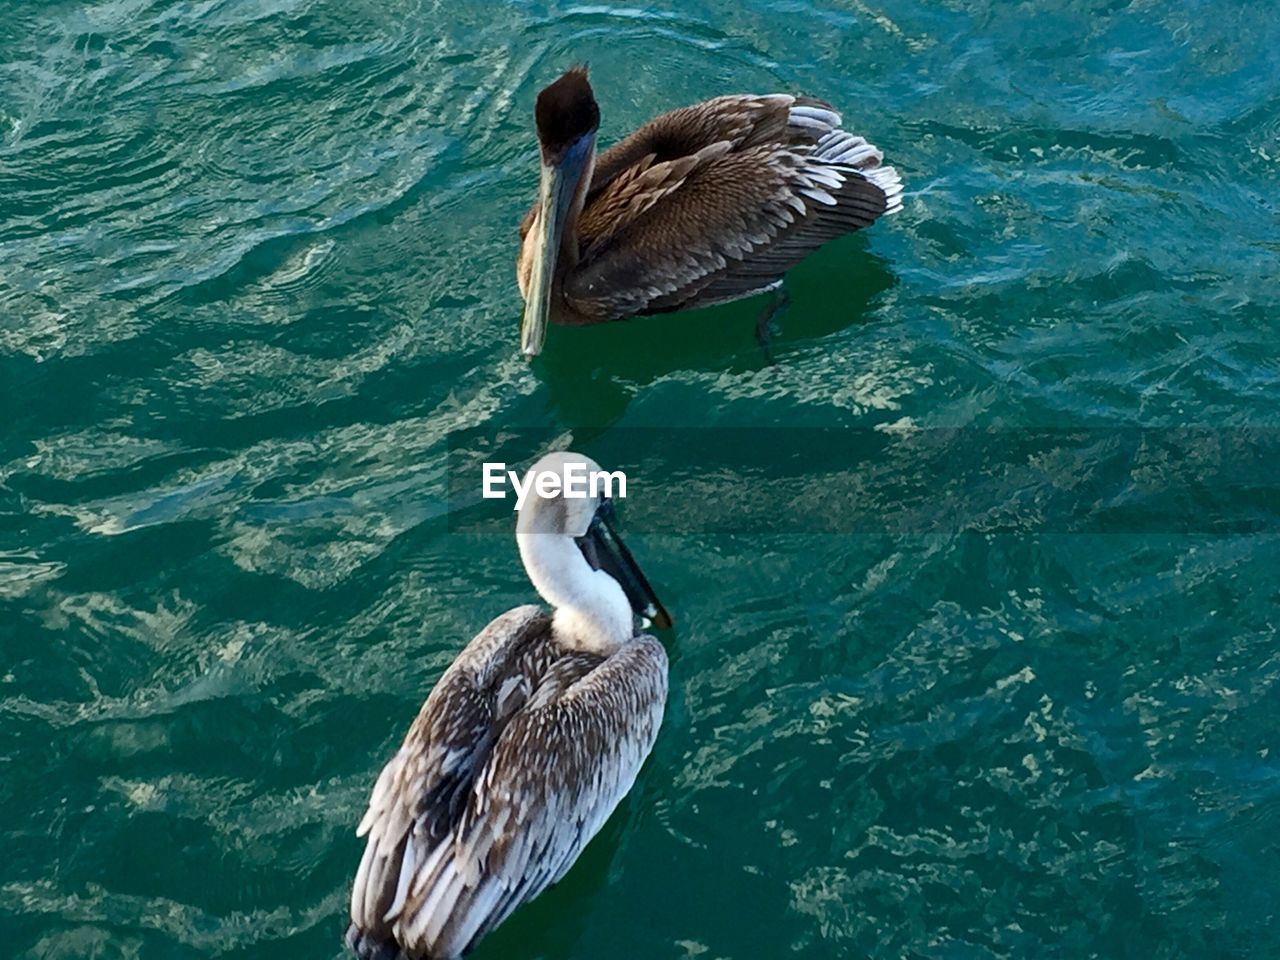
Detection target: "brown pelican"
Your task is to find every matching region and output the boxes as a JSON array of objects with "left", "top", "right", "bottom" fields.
[
  {"left": 346, "top": 451, "right": 671, "bottom": 960},
  {"left": 517, "top": 66, "right": 903, "bottom": 357}
]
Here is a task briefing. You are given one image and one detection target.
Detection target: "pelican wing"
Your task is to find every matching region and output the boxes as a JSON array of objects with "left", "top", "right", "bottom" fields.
[
  {"left": 568, "top": 95, "right": 902, "bottom": 319},
  {"left": 348, "top": 604, "right": 552, "bottom": 950},
  {"left": 390, "top": 634, "right": 668, "bottom": 959},
  {"left": 587, "top": 94, "right": 827, "bottom": 194}
]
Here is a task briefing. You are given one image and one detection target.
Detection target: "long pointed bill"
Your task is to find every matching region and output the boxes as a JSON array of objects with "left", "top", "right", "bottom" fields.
[
  {"left": 576, "top": 500, "right": 673, "bottom": 630},
  {"left": 520, "top": 135, "right": 593, "bottom": 359}
]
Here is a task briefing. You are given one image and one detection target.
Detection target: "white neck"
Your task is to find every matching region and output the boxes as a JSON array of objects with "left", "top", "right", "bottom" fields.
[{"left": 516, "top": 532, "right": 633, "bottom": 654}]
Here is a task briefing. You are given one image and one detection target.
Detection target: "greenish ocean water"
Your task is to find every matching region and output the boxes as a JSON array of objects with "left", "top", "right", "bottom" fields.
[{"left": 3, "top": 0, "right": 1279, "bottom": 957}]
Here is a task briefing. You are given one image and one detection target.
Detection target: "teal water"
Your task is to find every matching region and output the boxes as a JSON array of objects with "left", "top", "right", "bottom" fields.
[{"left": 3, "top": 1, "right": 1279, "bottom": 957}]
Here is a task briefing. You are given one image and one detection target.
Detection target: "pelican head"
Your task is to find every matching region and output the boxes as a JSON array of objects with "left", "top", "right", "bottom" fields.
[
  {"left": 520, "top": 68, "right": 600, "bottom": 359},
  {"left": 516, "top": 451, "right": 670, "bottom": 652}
]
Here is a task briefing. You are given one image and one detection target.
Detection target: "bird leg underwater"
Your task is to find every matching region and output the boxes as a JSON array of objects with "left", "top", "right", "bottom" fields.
[{"left": 754, "top": 283, "right": 791, "bottom": 364}]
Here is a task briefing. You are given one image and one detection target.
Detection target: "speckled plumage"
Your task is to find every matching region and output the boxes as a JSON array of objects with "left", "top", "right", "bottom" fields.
[
  {"left": 517, "top": 86, "right": 903, "bottom": 325},
  {"left": 347, "top": 604, "right": 668, "bottom": 960}
]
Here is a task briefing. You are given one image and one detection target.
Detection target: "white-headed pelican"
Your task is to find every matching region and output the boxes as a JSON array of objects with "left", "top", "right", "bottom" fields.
[{"left": 347, "top": 451, "right": 671, "bottom": 959}]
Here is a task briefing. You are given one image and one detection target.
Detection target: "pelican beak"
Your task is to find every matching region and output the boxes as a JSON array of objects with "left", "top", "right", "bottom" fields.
[
  {"left": 521, "top": 134, "right": 593, "bottom": 359},
  {"left": 576, "top": 498, "right": 673, "bottom": 630}
]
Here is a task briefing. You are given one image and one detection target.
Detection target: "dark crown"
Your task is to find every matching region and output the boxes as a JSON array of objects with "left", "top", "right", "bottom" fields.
[{"left": 535, "top": 66, "right": 600, "bottom": 153}]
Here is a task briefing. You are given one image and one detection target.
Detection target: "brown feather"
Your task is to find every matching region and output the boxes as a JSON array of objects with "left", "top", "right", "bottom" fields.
[{"left": 347, "top": 606, "right": 555, "bottom": 953}]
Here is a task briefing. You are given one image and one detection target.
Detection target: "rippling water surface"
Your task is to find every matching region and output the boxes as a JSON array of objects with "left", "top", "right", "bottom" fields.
[{"left": 3, "top": 1, "right": 1279, "bottom": 957}]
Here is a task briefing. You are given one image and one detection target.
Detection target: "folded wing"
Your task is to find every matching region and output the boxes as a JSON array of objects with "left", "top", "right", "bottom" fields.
[
  {"left": 568, "top": 94, "right": 902, "bottom": 319},
  {"left": 348, "top": 605, "right": 551, "bottom": 955}
]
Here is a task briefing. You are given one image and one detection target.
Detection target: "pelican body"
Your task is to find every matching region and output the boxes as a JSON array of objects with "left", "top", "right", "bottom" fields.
[
  {"left": 517, "top": 66, "right": 903, "bottom": 356},
  {"left": 347, "top": 452, "right": 671, "bottom": 960}
]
